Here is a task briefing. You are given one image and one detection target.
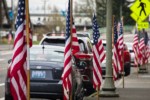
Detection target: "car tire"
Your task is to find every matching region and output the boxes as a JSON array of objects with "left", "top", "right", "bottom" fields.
[
  {"left": 124, "top": 62, "right": 131, "bottom": 76},
  {"left": 5, "top": 93, "right": 13, "bottom": 100}
]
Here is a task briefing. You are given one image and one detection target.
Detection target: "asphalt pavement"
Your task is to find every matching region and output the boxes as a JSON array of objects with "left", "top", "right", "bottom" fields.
[
  {"left": 84, "top": 65, "right": 150, "bottom": 100},
  {"left": 0, "top": 45, "right": 13, "bottom": 51},
  {"left": 1, "top": 44, "right": 150, "bottom": 100}
]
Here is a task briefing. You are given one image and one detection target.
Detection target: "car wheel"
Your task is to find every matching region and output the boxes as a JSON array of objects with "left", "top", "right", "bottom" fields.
[
  {"left": 5, "top": 93, "right": 13, "bottom": 100},
  {"left": 124, "top": 62, "right": 131, "bottom": 76},
  {"left": 72, "top": 68, "right": 84, "bottom": 100}
]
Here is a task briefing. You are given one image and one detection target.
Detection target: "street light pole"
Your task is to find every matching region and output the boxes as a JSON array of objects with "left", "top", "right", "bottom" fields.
[
  {"left": 11, "top": 0, "right": 14, "bottom": 31},
  {"left": 42, "top": 0, "right": 48, "bottom": 21},
  {"left": 120, "top": 0, "right": 122, "bottom": 19},
  {"left": 100, "top": 0, "right": 119, "bottom": 97},
  {"left": 0, "top": 1, "right": 2, "bottom": 43}
]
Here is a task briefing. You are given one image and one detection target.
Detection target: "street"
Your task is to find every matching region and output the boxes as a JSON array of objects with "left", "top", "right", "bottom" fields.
[
  {"left": 1, "top": 45, "right": 150, "bottom": 100},
  {"left": 0, "top": 49, "right": 12, "bottom": 100}
]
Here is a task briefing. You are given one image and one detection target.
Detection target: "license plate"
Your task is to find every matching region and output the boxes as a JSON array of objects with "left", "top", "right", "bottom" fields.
[{"left": 31, "top": 70, "right": 46, "bottom": 79}]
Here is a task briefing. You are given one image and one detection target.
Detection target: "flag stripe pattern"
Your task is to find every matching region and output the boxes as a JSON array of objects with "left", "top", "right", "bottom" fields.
[
  {"left": 61, "top": 0, "right": 72, "bottom": 99},
  {"left": 72, "top": 20, "right": 80, "bottom": 54},
  {"left": 118, "top": 21, "right": 124, "bottom": 56},
  {"left": 9, "top": 0, "right": 32, "bottom": 100},
  {"left": 133, "top": 29, "right": 139, "bottom": 66},
  {"left": 92, "top": 15, "right": 105, "bottom": 89},
  {"left": 117, "top": 21, "right": 124, "bottom": 73},
  {"left": 113, "top": 20, "right": 121, "bottom": 80},
  {"left": 139, "top": 38, "right": 145, "bottom": 65}
]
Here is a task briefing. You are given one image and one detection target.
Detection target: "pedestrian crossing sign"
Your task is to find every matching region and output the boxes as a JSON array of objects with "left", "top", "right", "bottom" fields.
[
  {"left": 130, "top": 0, "right": 150, "bottom": 22},
  {"left": 137, "top": 22, "right": 149, "bottom": 30}
]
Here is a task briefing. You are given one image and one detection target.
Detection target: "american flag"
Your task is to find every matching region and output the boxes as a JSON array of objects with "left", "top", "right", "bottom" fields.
[
  {"left": 113, "top": 20, "right": 122, "bottom": 80},
  {"left": 133, "top": 29, "right": 139, "bottom": 66},
  {"left": 72, "top": 19, "right": 80, "bottom": 55},
  {"left": 118, "top": 21, "right": 124, "bottom": 55},
  {"left": 92, "top": 14, "right": 105, "bottom": 89},
  {"left": 139, "top": 38, "right": 145, "bottom": 65},
  {"left": 9, "top": 0, "right": 32, "bottom": 100},
  {"left": 144, "top": 45, "right": 149, "bottom": 64},
  {"left": 61, "top": 0, "right": 72, "bottom": 99}
]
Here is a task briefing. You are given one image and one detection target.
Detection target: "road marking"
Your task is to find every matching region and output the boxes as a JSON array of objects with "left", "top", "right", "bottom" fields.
[
  {"left": 0, "top": 97, "right": 4, "bottom": 100},
  {"left": 0, "top": 67, "right": 7, "bottom": 70},
  {"left": 0, "top": 83, "right": 5, "bottom": 87},
  {"left": 0, "top": 51, "right": 12, "bottom": 56},
  {"left": 0, "top": 59, "right": 4, "bottom": 61}
]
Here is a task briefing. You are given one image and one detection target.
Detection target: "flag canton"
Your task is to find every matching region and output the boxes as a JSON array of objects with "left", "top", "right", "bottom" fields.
[
  {"left": 92, "top": 15, "right": 100, "bottom": 44},
  {"left": 65, "top": 0, "right": 71, "bottom": 40},
  {"left": 114, "top": 20, "right": 118, "bottom": 44},
  {"left": 15, "top": 0, "right": 25, "bottom": 29},
  {"left": 119, "top": 22, "right": 123, "bottom": 36}
]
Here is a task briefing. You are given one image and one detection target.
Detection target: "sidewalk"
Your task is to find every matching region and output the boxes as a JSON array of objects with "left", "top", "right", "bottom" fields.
[{"left": 84, "top": 65, "right": 150, "bottom": 100}]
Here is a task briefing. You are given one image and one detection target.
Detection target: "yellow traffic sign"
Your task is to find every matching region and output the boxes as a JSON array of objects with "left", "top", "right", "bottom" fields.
[
  {"left": 137, "top": 22, "right": 149, "bottom": 30},
  {"left": 130, "top": 13, "right": 142, "bottom": 22},
  {"left": 130, "top": 0, "right": 150, "bottom": 22}
]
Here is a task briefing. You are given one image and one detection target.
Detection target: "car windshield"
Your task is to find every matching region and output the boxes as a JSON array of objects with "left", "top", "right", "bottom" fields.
[
  {"left": 125, "top": 42, "right": 133, "bottom": 50},
  {"left": 42, "top": 38, "right": 65, "bottom": 46},
  {"left": 30, "top": 47, "right": 64, "bottom": 62},
  {"left": 77, "top": 34, "right": 89, "bottom": 38}
]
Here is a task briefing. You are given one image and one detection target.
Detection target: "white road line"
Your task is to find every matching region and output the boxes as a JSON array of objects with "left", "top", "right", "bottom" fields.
[
  {"left": 0, "top": 67, "right": 7, "bottom": 70},
  {"left": 0, "top": 59, "right": 4, "bottom": 61},
  {"left": 0, "top": 97, "right": 4, "bottom": 100},
  {"left": 0, "top": 83, "right": 5, "bottom": 87},
  {"left": 1, "top": 51, "right": 12, "bottom": 56}
]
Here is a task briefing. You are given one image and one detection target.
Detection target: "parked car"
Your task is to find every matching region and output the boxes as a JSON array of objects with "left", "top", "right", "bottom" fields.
[
  {"left": 39, "top": 35, "right": 65, "bottom": 46},
  {"left": 76, "top": 32, "right": 93, "bottom": 44},
  {"left": 5, "top": 45, "right": 84, "bottom": 100},
  {"left": 101, "top": 40, "right": 131, "bottom": 77},
  {"left": 39, "top": 35, "right": 95, "bottom": 95},
  {"left": 125, "top": 42, "right": 135, "bottom": 67},
  {"left": 76, "top": 32, "right": 91, "bottom": 39}
]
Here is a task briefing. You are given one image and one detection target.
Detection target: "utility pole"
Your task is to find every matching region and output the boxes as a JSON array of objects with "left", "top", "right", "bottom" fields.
[
  {"left": 100, "top": 0, "right": 119, "bottom": 97},
  {"left": 120, "top": 0, "right": 122, "bottom": 19},
  {"left": 42, "top": 0, "right": 48, "bottom": 22},
  {"left": 11, "top": 0, "right": 14, "bottom": 31},
  {"left": 0, "top": 0, "right": 2, "bottom": 43}
]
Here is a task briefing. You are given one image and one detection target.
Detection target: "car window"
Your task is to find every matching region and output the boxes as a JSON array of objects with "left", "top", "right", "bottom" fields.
[
  {"left": 87, "top": 40, "right": 92, "bottom": 53},
  {"left": 77, "top": 34, "right": 89, "bottom": 38},
  {"left": 41, "top": 38, "right": 65, "bottom": 46},
  {"left": 78, "top": 40, "right": 88, "bottom": 53},
  {"left": 30, "top": 48, "right": 64, "bottom": 62},
  {"left": 79, "top": 42, "right": 85, "bottom": 52}
]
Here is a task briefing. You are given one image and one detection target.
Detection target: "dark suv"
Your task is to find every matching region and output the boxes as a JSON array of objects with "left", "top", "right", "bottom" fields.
[
  {"left": 5, "top": 45, "right": 84, "bottom": 100},
  {"left": 39, "top": 35, "right": 95, "bottom": 95}
]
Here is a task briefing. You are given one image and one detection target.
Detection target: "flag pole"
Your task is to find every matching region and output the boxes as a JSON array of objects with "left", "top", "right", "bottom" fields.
[
  {"left": 25, "top": 0, "right": 30, "bottom": 100},
  {"left": 121, "top": 16, "right": 125, "bottom": 88},
  {"left": 70, "top": 0, "right": 73, "bottom": 100},
  {"left": 97, "top": 87, "right": 99, "bottom": 100},
  {"left": 135, "top": 23, "right": 139, "bottom": 77},
  {"left": 112, "top": 15, "right": 115, "bottom": 76}
]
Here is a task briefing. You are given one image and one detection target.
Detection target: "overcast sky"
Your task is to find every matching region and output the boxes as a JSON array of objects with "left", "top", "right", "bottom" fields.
[{"left": 7, "top": 0, "right": 77, "bottom": 11}]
